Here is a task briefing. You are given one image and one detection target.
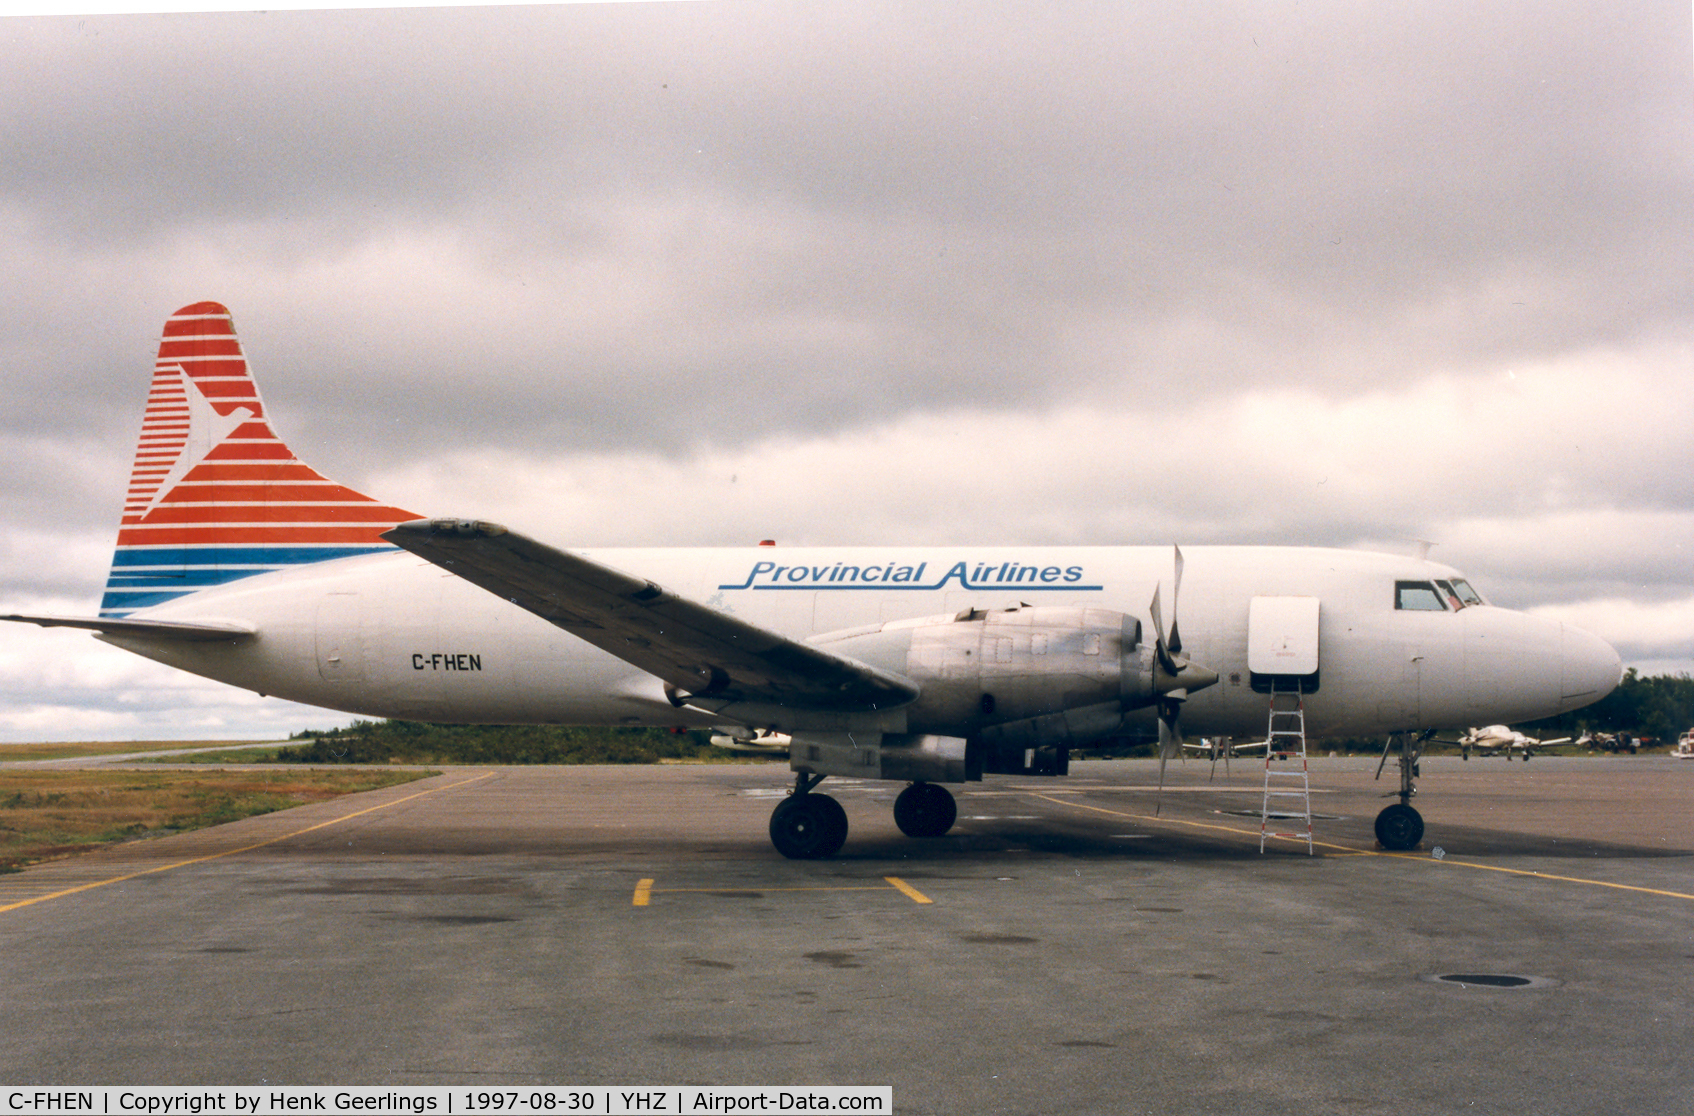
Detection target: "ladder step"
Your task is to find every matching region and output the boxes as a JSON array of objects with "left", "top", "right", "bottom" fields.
[{"left": 1261, "top": 692, "right": 1312, "bottom": 855}]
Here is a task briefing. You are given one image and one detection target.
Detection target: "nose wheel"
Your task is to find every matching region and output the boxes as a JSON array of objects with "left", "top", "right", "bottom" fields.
[
  {"left": 1373, "top": 730, "right": 1431, "bottom": 851},
  {"left": 1373, "top": 802, "right": 1424, "bottom": 850}
]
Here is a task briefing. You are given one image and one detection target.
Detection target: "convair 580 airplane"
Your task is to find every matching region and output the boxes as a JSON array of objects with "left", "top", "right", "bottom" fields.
[{"left": 5, "top": 303, "right": 1622, "bottom": 858}]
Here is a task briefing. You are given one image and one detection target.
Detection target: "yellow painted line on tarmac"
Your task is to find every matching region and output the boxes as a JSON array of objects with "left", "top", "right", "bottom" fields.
[
  {"left": 1025, "top": 789, "right": 1694, "bottom": 903},
  {"left": 634, "top": 876, "right": 933, "bottom": 906},
  {"left": 1372, "top": 851, "right": 1694, "bottom": 902},
  {"left": 883, "top": 876, "right": 933, "bottom": 904},
  {"left": 0, "top": 772, "right": 498, "bottom": 915},
  {"left": 1025, "top": 790, "right": 1349, "bottom": 851}
]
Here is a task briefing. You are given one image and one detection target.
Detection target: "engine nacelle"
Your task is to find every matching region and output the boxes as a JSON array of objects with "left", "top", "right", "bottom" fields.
[{"left": 819, "top": 604, "right": 1160, "bottom": 765}]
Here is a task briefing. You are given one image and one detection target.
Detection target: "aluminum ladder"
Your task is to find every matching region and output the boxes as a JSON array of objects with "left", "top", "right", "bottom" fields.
[{"left": 1260, "top": 680, "right": 1314, "bottom": 854}]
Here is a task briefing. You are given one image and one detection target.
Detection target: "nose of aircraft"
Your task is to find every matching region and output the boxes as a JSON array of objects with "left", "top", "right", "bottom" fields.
[{"left": 1560, "top": 622, "right": 1623, "bottom": 713}]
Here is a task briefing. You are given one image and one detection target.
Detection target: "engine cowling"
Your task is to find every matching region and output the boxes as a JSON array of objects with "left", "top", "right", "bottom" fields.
[{"left": 819, "top": 604, "right": 1172, "bottom": 773}]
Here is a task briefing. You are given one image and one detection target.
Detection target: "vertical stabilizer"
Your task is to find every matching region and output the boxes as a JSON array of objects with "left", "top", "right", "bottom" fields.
[{"left": 100, "top": 302, "right": 418, "bottom": 618}]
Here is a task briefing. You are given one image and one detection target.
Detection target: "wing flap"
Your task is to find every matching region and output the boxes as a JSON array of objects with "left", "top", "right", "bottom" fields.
[{"left": 382, "top": 519, "right": 919, "bottom": 713}]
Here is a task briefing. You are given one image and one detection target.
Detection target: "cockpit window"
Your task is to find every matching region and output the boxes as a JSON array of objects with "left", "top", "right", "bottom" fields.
[
  {"left": 1395, "top": 581, "right": 1448, "bottom": 611},
  {"left": 1450, "top": 578, "right": 1485, "bottom": 606},
  {"left": 1434, "top": 580, "right": 1466, "bottom": 610}
]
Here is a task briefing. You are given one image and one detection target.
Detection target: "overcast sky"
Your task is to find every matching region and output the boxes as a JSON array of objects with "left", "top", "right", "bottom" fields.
[{"left": 1, "top": 1, "right": 1690, "bottom": 741}]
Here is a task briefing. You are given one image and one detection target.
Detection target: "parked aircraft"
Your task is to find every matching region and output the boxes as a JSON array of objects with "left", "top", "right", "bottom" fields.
[
  {"left": 3, "top": 303, "right": 1623, "bottom": 857},
  {"left": 1183, "top": 737, "right": 1273, "bottom": 760},
  {"left": 1456, "top": 725, "right": 1573, "bottom": 760},
  {"left": 708, "top": 729, "right": 793, "bottom": 756},
  {"left": 1573, "top": 731, "right": 1639, "bottom": 754}
]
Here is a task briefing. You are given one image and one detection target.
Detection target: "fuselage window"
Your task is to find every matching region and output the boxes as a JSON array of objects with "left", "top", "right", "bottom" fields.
[
  {"left": 1450, "top": 578, "right": 1486, "bottom": 606},
  {"left": 1395, "top": 581, "right": 1448, "bottom": 611}
]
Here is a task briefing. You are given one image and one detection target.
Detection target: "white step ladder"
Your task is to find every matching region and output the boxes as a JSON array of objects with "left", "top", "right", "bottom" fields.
[{"left": 1260, "top": 682, "right": 1313, "bottom": 854}]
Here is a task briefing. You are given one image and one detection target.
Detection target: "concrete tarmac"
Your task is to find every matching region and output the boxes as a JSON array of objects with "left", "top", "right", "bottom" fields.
[{"left": 1, "top": 755, "right": 1690, "bottom": 1115}]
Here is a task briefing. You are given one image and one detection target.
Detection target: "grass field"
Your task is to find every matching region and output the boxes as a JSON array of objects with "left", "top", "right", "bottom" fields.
[
  {"left": 0, "top": 767, "right": 432, "bottom": 872},
  {"left": 0, "top": 740, "right": 284, "bottom": 762}
]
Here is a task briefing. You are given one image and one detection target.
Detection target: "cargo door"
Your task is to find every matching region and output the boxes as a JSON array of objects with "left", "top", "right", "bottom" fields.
[{"left": 1248, "top": 596, "right": 1320, "bottom": 693}]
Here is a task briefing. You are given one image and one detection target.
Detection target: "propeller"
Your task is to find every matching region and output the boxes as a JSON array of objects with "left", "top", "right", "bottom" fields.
[{"left": 1148, "top": 546, "right": 1219, "bottom": 814}]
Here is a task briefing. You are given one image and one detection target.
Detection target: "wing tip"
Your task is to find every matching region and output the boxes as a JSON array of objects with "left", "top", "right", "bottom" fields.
[{"left": 384, "top": 518, "right": 512, "bottom": 548}]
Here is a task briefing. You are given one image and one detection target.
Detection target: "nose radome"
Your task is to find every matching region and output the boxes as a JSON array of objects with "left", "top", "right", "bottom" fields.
[{"left": 1561, "top": 622, "right": 1622, "bottom": 709}]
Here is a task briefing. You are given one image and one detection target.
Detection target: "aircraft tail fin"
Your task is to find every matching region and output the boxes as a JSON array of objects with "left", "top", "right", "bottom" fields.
[{"left": 100, "top": 302, "right": 418, "bottom": 618}]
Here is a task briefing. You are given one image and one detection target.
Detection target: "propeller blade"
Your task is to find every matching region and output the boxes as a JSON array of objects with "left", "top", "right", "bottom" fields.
[
  {"left": 1154, "top": 692, "right": 1186, "bottom": 815},
  {"left": 1148, "top": 587, "right": 1177, "bottom": 676},
  {"left": 1169, "top": 546, "right": 1184, "bottom": 657},
  {"left": 1156, "top": 717, "right": 1173, "bottom": 815}
]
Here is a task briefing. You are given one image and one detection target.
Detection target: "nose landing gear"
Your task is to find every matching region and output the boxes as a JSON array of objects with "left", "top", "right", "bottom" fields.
[{"left": 1373, "top": 730, "right": 1431, "bottom": 851}]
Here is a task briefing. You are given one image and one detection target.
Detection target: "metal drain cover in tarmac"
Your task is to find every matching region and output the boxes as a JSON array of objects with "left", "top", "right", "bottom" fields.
[{"left": 1424, "top": 973, "right": 1557, "bottom": 989}]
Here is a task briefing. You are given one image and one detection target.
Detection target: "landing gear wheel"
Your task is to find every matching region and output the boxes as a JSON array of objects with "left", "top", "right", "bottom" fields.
[
  {"left": 1374, "top": 803, "right": 1424, "bottom": 851},
  {"left": 769, "top": 793, "right": 848, "bottom": 859},
  {"left": 893, "top": 782, "right": 957, "bottom": 838}
]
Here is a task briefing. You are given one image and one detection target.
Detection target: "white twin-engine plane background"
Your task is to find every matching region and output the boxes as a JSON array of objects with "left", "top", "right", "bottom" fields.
[{"left": 4, "top": 303, "right": 1623, "bottom": 858}]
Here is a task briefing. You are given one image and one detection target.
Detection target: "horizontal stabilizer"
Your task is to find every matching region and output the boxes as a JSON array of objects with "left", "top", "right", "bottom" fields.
[
  {"left": 1, "top": 613, "right": 255, "bottom": 642},
  {"left": 383, "top": 519, "right": 920, "bottom": 714}
]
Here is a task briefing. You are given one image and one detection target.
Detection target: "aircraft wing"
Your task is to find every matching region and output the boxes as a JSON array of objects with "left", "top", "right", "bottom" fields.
[
  {"left": 383, "top": 519, "right": 921, "bottom": 713},
  {"left": 0, "top": 614, "right": 255, "bottom": 642}
]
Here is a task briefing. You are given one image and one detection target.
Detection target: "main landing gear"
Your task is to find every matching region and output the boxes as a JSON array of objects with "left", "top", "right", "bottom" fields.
[
  {"left": 769, "top": 773, "right": 849, "bottom": 860},
  {"left": 768, "top": 775, "right": 960, "bottom": 859},
  {"left": 893, "top": 781, "right": 957, "bottom": 838},
  {"left": 1373, "top": 730, "right": 1431, "bottom": 851}
]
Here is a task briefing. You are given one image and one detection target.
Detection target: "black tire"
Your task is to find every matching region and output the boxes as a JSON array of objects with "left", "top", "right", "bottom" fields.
[
  {"left": 769, "top": 794, "right": 848, "bottom": 859},
  {"left": 812, "top": 794, "right": 848, "bottom": 845},
  {"left": 893, "top": 782, "right": 957, "bottom": 838},
  {"left": 1374, "top": 803, "right": 1424, "bottom": 851}
]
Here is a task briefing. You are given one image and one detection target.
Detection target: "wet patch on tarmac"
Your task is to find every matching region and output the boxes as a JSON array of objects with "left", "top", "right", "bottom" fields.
[
  {"left": 403, "top": 914, "right": 519, "bottom": 925},
  {"left": 280, "top": 875, "right": 532, "bottom": 895}
]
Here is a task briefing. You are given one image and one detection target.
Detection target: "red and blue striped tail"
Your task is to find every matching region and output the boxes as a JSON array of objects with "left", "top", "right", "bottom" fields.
[{"left": 99, "top": 302, "right": 419, "bottom": 618}]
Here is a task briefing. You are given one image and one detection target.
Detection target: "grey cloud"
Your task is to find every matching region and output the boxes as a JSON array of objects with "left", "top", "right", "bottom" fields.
[{"left": 1, "top": 1, "right": 1691, "bottom": 737}]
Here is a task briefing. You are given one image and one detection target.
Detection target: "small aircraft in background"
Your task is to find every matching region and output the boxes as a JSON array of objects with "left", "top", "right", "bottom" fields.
[
  {"left": 1573, "top": 731, "right": 1640, "bottom": 754},
  {"left": 708, "top": 729, "right": 793, "bottom": 757},
  {"left": 1455, "top": 725, "right": 1572, "bottom": 761},
  {"left": 1182, "top": 737, "right": 1270, "bottom": 761},
  {"left": 1178, "top": 735, "right": 1275, "bottom": 781}
]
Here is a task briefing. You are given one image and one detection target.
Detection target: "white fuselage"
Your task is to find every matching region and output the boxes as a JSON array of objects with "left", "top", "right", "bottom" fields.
[{"left": 104, "top": 544, "right": 1621, "bottom": 739}]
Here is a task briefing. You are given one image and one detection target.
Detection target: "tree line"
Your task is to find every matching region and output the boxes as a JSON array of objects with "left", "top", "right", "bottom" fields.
[{"left": 1519, "top": 669, "right": 1694, "bottom": 745}]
